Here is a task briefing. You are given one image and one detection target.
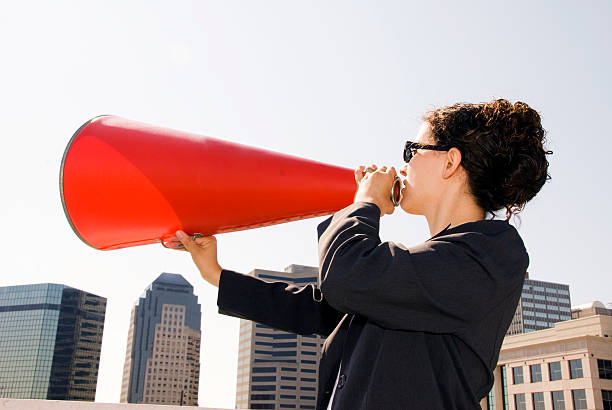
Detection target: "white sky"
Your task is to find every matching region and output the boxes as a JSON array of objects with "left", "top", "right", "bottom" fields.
[{"left": 1, "top": 1, "right": 611, "bottom": 408}]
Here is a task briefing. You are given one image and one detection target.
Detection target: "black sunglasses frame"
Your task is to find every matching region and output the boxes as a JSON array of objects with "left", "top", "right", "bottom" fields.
[{"left": 403, "top": 140, "right": 451, "bottom": 163}]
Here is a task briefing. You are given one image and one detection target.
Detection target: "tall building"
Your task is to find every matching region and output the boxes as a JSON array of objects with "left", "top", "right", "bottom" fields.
[
  {"left": 235, "top": 264, "right": 325, "bottom": 410},
  {"left": 121, "top": 273, "right": 201, "bottom": 406},
  {"left": 482, "top": 303, "right": 612, "bottom": 410},
  {"left": 0, "top": 283, "right": 106, "bottom": 401},
  {"left": 507, "top": 273, "right": 572, "bottom": 336}
]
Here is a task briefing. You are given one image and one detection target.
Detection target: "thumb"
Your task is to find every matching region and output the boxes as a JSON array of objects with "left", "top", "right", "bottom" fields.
[{"left": 176, "top": 231, "right": 195, "bottom": 251}]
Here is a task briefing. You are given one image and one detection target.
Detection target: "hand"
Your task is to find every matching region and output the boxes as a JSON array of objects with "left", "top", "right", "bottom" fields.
[
  {"left": 163, "top": 231, "right": 222, "bottom": 287},
  {"left": 354, "top": 164, "right": 397, "bottom": 216}
]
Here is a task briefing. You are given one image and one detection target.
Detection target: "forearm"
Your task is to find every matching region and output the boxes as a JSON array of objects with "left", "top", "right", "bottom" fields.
[{"left": 216, "top": 269, "right": 344, "bottom": 337}]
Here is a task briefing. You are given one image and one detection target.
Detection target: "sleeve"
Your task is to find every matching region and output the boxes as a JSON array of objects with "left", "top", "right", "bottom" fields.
[
  {"left": 216, "top": 269, "right": 345, "bottom": 337},
  {"left": 317, "top": 202, "right": 514, "bottom": 334}
]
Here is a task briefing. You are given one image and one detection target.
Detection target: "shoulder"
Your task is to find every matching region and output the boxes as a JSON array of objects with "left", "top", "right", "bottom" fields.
[{"left": 404, "top": 220, "right": 529, "bottom": 280}]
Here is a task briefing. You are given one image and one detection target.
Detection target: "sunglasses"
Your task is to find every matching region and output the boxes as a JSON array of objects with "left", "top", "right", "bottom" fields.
[{"left": 403, "top": 140, "right": 451, "bottom": 163}]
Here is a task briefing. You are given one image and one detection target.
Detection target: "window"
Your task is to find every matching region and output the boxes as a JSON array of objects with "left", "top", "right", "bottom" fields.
[
  {"left": 551, "top": 391, "right": 565, "bottom": 410},
  {"left": 549, "top": 361, "right": 562, "bottom": 381},
  {"left": 251, "top": 394, "right": 275, "bottom": 401},
  {"left": 501, "top": 365, "right": 508, "bottom": 410},
  {"left": 599, "top": 359, "right": 612, "bottom": 380},
  {"left": 571, "top": 389, "right": 587, "bottom": 409},
  {"left": 487, "top": 387, "right": 495, "bottom": 410},
  {"left": 569, "top": 359, "right": 583, "bottom": 379},
  {"left": 532, "top": 392, "right": 545, "bottom": 410},
  {"left": 530, "top": 364, "right": 542, "bottom": 382},
  {"left": 602, "top": 390, "right": 612, "bottom": 410},
  {"left": 513, "top": 367, "right": 524, "bottom": 384},
  {"left": 514, "top": 393, "right": 526, "bottom": 410},
  {"left": 252, "top": 385, "right": 276, "bottom": 391},
  {"left": 252, "top": 376, "right": 276, "bottom": 382},
  {"left": 253, "top": 367, "right": 276, "bottom": 373}
]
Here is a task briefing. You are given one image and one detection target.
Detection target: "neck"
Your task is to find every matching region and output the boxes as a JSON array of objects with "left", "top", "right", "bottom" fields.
[{"left": 424, "top": 186, "right": 486, "bottom": 237}]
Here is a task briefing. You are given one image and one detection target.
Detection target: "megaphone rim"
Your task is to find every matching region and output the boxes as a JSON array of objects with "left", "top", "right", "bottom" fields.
[{"left": 59, "top": 115, "right": 112, "bottom": 251}]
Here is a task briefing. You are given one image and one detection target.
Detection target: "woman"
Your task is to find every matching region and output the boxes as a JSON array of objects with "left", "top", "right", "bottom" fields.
[{"left": 166, "top": 99, "right": 551, "bottom": 409}]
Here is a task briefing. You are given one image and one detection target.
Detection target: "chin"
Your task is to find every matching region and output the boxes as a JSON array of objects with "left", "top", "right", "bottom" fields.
[{"left": 399, "top": 193, "right": 424, "bottom": 215}]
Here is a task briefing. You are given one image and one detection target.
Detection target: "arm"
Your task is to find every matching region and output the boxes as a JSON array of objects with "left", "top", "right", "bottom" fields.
[
  {"left": 217, "top": 269, "right": 345, "bottom": 337},
  {"left": 318, "top": 202, "right": 527, "bottom": 334},
  {"left": 168, "top": 231, "right": 345, "bottom": 337}
]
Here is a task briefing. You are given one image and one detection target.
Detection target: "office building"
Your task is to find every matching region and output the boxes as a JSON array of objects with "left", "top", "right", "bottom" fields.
[
  {"left": 507, "top": 274, "right": 572, "bottom": 336},
  {"left": 0, "top": 283, "right": 106, "bottom": 401},
  {"left": 235, "top": 265, "right": 325, "bottom": 410},
  {"left": 120, "top": 273, "right": 201, "bottom": 406},
  {"left": 482, "top": 302, "right": 612, "bottom": 410}
]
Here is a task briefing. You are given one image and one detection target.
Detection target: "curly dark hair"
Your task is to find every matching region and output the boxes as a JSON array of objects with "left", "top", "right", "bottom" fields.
[{"left": 424, "top": 99, "right": 552, "bottom": 220}]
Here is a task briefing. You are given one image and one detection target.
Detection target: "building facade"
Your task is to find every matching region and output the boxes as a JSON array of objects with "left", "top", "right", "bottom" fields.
[
  {"left": 483, "top": 307, "right": 612, "bottom": 410},
  {"left": 235, "top": 265, "right": 325, "bottom": 410},
  {"left": 0, "top": 283, "right": 106, "bottom": 401},
  {"left": 507, "top": 274, "right": 572, "bottom": 336},
  {"left": 120, "top": 273, "right": 201, "bottom": 406}
]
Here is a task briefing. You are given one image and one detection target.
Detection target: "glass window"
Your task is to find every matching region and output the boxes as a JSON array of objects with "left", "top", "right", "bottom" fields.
[
  {"left": 487, "top": 386, "right": 495, "bottom": 410},
  {"left": 569, "top": 359, "right": 583, "bottom": 379},
  {"left": 572, "top": 389, "right": 587, "bottom": 409},
  {"left": 253, "top": 367, "right": 276, "bottom": 373},
  {"left": 514, "top": 393, "right": 526, "bottom": 410},
  {"left": 549, "top": 362, "right": 562, "bottom": 381},
  {"left": 602, "top": 390, "right": 612, "bottom": 410},
  {"left": 530, "top": 364, "right": 542, "bottom": 382},
  {"left": 513, "top": 367, "right": 524, "bottom": 384},
  {"left": 532, "top": 392, "right": 545, "bottom": 410},
  {"left": 599, "top": 359, "right": 612, "bottom": 380},
  {"left": 551, "top": 391, "right": 565, "bottom": 410}
]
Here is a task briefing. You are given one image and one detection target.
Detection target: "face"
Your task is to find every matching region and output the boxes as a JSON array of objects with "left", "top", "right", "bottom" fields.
[{"left": 399, "top": 122, "right": 448, "bottom": 215}]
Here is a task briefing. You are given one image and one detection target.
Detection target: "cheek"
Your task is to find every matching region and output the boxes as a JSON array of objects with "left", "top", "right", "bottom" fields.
[{"left": 400, "top": 161, "right": 438, "bottom": 211}]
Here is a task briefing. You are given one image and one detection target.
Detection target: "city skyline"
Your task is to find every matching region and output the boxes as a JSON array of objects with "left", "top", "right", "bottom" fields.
[{"left": 2, "top": 2, "right": 611, "bottom": 408}]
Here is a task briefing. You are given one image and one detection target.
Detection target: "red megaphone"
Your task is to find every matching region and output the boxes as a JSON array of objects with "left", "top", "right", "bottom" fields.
[{"left": 60, "top": 116, "right": 401, "bottom": 250}]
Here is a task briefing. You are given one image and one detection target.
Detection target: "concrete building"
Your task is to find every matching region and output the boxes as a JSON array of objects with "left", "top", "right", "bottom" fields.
[
  {"left": 0, "top": 283, "right": 106, "bottom": 401},
  {"left": 507, "top": 274, "right": 572, "bottom": 336},
  {"left": 235, "top": 265, "right": 325, "bottom": 410},
  {"left": 0, "top": 399, "right": 232, "bottom": 410},
  {"left": 120, "top": 273, "right": 201, "bottom": 406},
  {"left": 483, "top": 302, "right": 612, "bottom": 410},
  {"left": 572, "top": 301, "right": 612, "bottom": 320}
]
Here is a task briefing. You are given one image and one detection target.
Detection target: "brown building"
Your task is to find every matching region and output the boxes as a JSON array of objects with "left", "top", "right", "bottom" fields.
[
  {"left": 121, "top": 273, "right": 201, "bottom": 406},
  {"left": 482, "top": 302, "right": 612, "bottom": 410},
  {"left": 235, "top": 265, "right": 325, "bottom": 410}
]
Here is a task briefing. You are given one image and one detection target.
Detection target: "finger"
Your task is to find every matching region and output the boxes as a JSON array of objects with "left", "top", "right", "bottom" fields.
[
  {"left": 379, "top": 166, "right": 388, "bottom": 172},
  {"left": 367, "top": 164, "right": 377, "bottom": 172},
  {"left": 194, "top": 235, "right": 216, "bottom": 246},
  {"left": 176, "top": 231, "right": 195, "bottom": 251},
  {"left": 355, "top": 166, "right": 365, "bottom": 183},
  {"left": 389, "top": 166, "right": 397, "bottom": 178}
]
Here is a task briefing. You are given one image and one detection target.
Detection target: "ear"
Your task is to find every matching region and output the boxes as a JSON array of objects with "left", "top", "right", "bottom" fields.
[{"left": 441, "top": 147, "right": 462, "bottom": 179}]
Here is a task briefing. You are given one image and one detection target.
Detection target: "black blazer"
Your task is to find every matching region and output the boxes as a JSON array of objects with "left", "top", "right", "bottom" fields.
[{"left": 217, "top": 202, "right": 528, "bottom": 409}]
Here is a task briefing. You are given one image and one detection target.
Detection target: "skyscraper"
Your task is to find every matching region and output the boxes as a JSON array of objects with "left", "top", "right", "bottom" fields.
[
  {"left": 235, "top": 264, "right": 325, "bottom": 410},
  {"left": 506, "top": 273, "right": 572, "bottom": 336},
  {"left": 121, "top": 273, "right": 201, "bottom": 406},
  {"left": 0, "top": 283, "right": 106, "bottom": 401}
]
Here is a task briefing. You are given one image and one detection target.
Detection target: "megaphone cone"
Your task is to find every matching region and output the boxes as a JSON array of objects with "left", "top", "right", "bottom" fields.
[{"left": 60, "top": 116, "right": 359, "bottom": 250}]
